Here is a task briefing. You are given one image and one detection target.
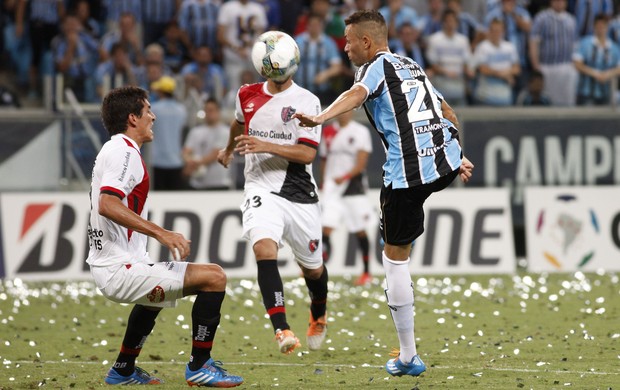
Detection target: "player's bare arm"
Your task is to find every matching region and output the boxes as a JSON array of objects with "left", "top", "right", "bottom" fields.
[
  {"left": 218, "top": 119, "right": 245, "bottom": 168},
  {"left": 440, "top": 100, "right": 473, "bottom": 183},
  {"left": 234, "top": 134, "right": 317, "bottom": 164},
  {"left": 99, "top": 193, "right": 190, "bottom": 259},
  {"left": 293, "top": 84, "right": 367, "bottom": 127},
  {"left": 335, "top": 150, "right": 370, "bottom": 184}
]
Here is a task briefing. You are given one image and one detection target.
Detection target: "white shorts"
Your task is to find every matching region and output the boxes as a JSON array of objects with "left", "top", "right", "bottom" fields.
[
  {"left": 241, "top": 188, "right": 323, "bottom": 269},
  {"left": 322, "top": 194, "right": 374, "bottom": 232},
  {"left": 90, "top": 261, "right": 188, "bottom": 308}
]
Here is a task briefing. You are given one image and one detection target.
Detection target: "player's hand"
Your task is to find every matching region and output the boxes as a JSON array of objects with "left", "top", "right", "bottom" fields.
[
  {"left": 234, "top": 135, "right": 270, "bottom": 155},
  {"left": 217, "top": 148, "right": 234, "bottom": 168},
  {"left": 158, "top": 230, "right": 191, "bottom": 261},
  {"left": 292, "top": 112, "right": 323, "bottom": 128},
  {"left": 459, "top": 156, "right": 474, "bottom": 184}
]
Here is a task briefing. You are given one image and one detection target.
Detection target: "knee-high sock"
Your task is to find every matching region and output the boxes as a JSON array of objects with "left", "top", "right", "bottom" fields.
[
  {"left": 257, "top": 260, "right": 289, "bottom": 332},
  {"left": 357, "top": 234, "right": 370, "bottom": 273},
  {"left": 304, "top": 266, "right": 328, "bottom": 321},
  {"left": 113, "top": 305, "right": 159, "bottom": 376},
  {"left": 382, "top": 251, "right": 417, "bottom": 362},
  {"left": 189, "top": 291, "right": 224, "bottom": 371}
]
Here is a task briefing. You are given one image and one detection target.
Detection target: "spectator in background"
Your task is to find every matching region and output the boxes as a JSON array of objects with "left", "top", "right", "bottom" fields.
[
  {"left": 74, "top": 0, "right": 101, "bottom": 39},
  {"left": 52, "top": 13, "right": 99, "bottom": 102},
  {"left": 573, "top": 0, "right": 613, "bottom": 37},
  {"left": 445, "top": 0, "right": 486, "bottom": 48},
  {"left": 181, "top": 45, "right": 227, "bottom": 101},
  {"left": 276, "top": 0, "right": 305, "bottom": 36},
  {"left": 529, "top": 0, "right": 578, "bottom": 106},
  {"left": 217, "top": 0, "right": 266, "bottom": 94},
  {"left": 95, "top": 42, "right": 145, "bottom": 98},
  {"left": 150, "top": 75, "right": 188, "bottom": 190},
  {"left": 378, "top": 0, "right": 419, "bottom": 40},
  {"left": 15, "top": 0, "right": 65, "bottom": 99},
  {"left": 426, "top": 9, "right": 473, "bottom": 106},
  {"left": 178, "top": 0, "right": 219, "bottom": 54},
  {"left": 102, "top": 0, "right": 142, "bottom": 35},
  {"left": 144, "top": 43, "right": 172, "bottom": 75},
  {"left": 183, "top": 98, "right": 233, "bottom": 190},
  {"left": 460, "top": 0, "right": 487, "bottom": 24},
  {"left": 295, "top": 0, "right": 346, "bottom": 49},
  {"left": 294, "top": 13, "right": 343, "bottom": 102},
  {"left": 485, "top": 0, "right": 531, "bottom": 75},
  {"left": 389, "top": 22, "right": 427, "bottom": 71},
  {"left": 2, "top": 0, "right": 31, "bottom": 88},
  {"left": 515, "top": 70, "right": 552, "bottom": 106},
  {"left": 417, "top": 0, "right": 445, "bottom": 39},
  {"left": 255, "top": 0, "right": 281, "bottom": 32},
  {"left": 158, "top": 21, "right": 190, "bottom": 73},
  {"left": 100, "top": 12, "right": 144, "bottom": 66},
  {"left": 142, "top": 0, "right": 178, "bottom": 46},
  {"left": 573, "top": 13, "right": 620, "bottom": 105},
  {"left": 472, "top": 18, "right": 520, "bottom": 106}
]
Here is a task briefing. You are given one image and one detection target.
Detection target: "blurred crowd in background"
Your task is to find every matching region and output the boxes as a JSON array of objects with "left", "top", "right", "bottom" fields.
[
  {"left": 3, "top": 0, "right": 620, "bottom": 190},
  {"left": 2, "top": 0, "right": 620, "bottom": 109}
]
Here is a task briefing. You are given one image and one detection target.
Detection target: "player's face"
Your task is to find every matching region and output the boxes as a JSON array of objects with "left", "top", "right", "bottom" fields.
[
  {"left": 135, "top": 100, "right": 156, "bottom": 144},
  {"left": 344, "top": 25, "right": 366, "bottom": 67}
]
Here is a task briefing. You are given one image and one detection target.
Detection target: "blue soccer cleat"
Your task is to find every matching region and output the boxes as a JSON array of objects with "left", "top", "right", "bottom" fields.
[
  {"left": 185, "top": 358, "right": 244, "bottom": 387},
  {"left": 104, "top": 366, "right": 163, "bottom": 385},
  {"left": 385, "top": 354, "right": 426, "bottom": 377}
]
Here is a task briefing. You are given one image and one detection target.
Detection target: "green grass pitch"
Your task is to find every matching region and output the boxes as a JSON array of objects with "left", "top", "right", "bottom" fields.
[{"left": 0, "top": 272, "right": 618, "bottom": 389}]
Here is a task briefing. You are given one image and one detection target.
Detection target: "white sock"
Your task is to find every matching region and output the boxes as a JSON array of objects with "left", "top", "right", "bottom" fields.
[{"left": 382, "top": 251, "right": 417, "bottom": 363}]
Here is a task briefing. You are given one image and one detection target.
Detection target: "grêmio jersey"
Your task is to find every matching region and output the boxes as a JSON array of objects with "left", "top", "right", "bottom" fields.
[
  {"left": 235, "top": 81, "right": 322, "bottom": 204},
  {"left": 86, "top": 134, "right": 150, "bottom": 267},
  {"left": 354, "top": 51, "right": 463, "bottom": 188}
]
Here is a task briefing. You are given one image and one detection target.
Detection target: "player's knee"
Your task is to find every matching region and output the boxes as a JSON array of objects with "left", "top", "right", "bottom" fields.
[
  {"left": 252, "top": 239, "right": 278, "bottom": 260},
  {"left": 204, "top": 263, "right": 227, "bottom": 291}
]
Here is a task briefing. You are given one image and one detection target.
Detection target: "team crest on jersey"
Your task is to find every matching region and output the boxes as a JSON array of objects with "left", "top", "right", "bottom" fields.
[
  {"left": 308, "top": 239, "right": 320, "bottom": 253},
  {"left": 281, "top": 106, "right": 296, "bottom": 123},
  {"left": 147, "top": 286, "right": 165, "bottom": 303}
]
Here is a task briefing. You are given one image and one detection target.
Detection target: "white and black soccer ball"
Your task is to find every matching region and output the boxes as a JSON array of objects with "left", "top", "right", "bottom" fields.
[{"left": 251, "top": 31, "right": 300, "bottom": 82}]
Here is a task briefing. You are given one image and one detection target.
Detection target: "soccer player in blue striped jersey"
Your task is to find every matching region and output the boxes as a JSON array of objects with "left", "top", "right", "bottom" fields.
[{"left": 294, "top": 9, "right": 474, "bottom": 378}]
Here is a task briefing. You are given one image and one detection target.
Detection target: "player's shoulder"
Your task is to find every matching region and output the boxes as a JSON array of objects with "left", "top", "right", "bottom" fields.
[
  {"left": 238, "top": 82, "right": 267, "bottom": 100},
  {"left": 102, "top": 135, "right": 140, "bottom": 157}
]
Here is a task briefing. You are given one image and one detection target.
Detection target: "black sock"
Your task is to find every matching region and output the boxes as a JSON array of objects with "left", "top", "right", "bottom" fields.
[
  {"left": 189, "top": 291, "right": 225, "bottom": 371},
  {"left": 358, "top": 234, "right": 370, "bottom": 274},
  {"left": 257, "top": 260, "right": 289, "bottom": 332},
  {"left": 113, "top": 305, "right": 159, "bottom": 376},
  {"left": 322, "top": 234, "right": 331, "bottom": 262},
  {"left": 305, "top": 266, "right": 328, "bottom": 321}
]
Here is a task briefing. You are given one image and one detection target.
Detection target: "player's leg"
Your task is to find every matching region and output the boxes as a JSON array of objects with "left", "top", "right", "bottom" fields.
[
  {"left": 240, "top": 190, "right": 297, "bottom": 353},
  {"left": 380, "top": 185, "right": 427, "bottom": 377},
  {"left": 183, "top": 263, "right": 244, "bottom": 387},
  {"left": 106, "top": 304, "right": 162, "bottom": 383},
  {"left": 344, "top": 195, "right": 374, "bottom": 285},
  {"left": 253, "top": 238, "right": 291, "bottom": 333},
  {"left": 321, "top": 226, "right": 333, "bottom": 262},
  {"left": 290, "top": 201, "right": 328, "bottom": 350}
]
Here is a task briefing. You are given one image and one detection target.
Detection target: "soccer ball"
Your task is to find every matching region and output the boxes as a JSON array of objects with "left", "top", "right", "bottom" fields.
[{"left": 251, "top": 31, "right": 300, "bottom": 82}]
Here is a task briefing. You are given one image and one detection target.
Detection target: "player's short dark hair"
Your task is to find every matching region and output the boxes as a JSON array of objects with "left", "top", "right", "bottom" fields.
[
  {"left": 345, "top": 10, "right": 388, "bottom": 41},
  {"left": 345, "top": 9, "right": 386, "bottom": 28},
  {"left": 101, "top": 86, "right": 148, "bottom": 136}
]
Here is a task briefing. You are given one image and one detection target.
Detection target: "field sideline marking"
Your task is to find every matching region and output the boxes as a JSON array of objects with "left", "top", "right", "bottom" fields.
[{"left": 9, "top": 360, "right": 619, "bottom": 376}]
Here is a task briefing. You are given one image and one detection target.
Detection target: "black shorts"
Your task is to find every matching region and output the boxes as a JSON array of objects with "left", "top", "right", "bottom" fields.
[{"left": 380, "top": 169, "right": 459, "bottom": 246}]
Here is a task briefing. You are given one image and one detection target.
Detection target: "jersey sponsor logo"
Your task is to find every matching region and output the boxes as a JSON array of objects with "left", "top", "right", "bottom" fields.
[
  {"left": 147, "top": 286, "right": 165, "bottom": 303},
  {"left": 247, "top": 128, "right": 292, "bottom": 140},
  {"left": 414, "top": 122, "right": 449, "bottom": 134},
  {"left": 244, "top": 102, "right": 255, "bottom": 113},
  {"left": 308, "top": 239, "right": 319, "bottom": 253},
  {"left": 392, "top": 62, "right": 424, "bottom": 77},
  {"left": 281, "top": 106, "right": 296, "bottom": 123},
  {"left": 418, "top": 140, "right": 451, "bottom": 157}
]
